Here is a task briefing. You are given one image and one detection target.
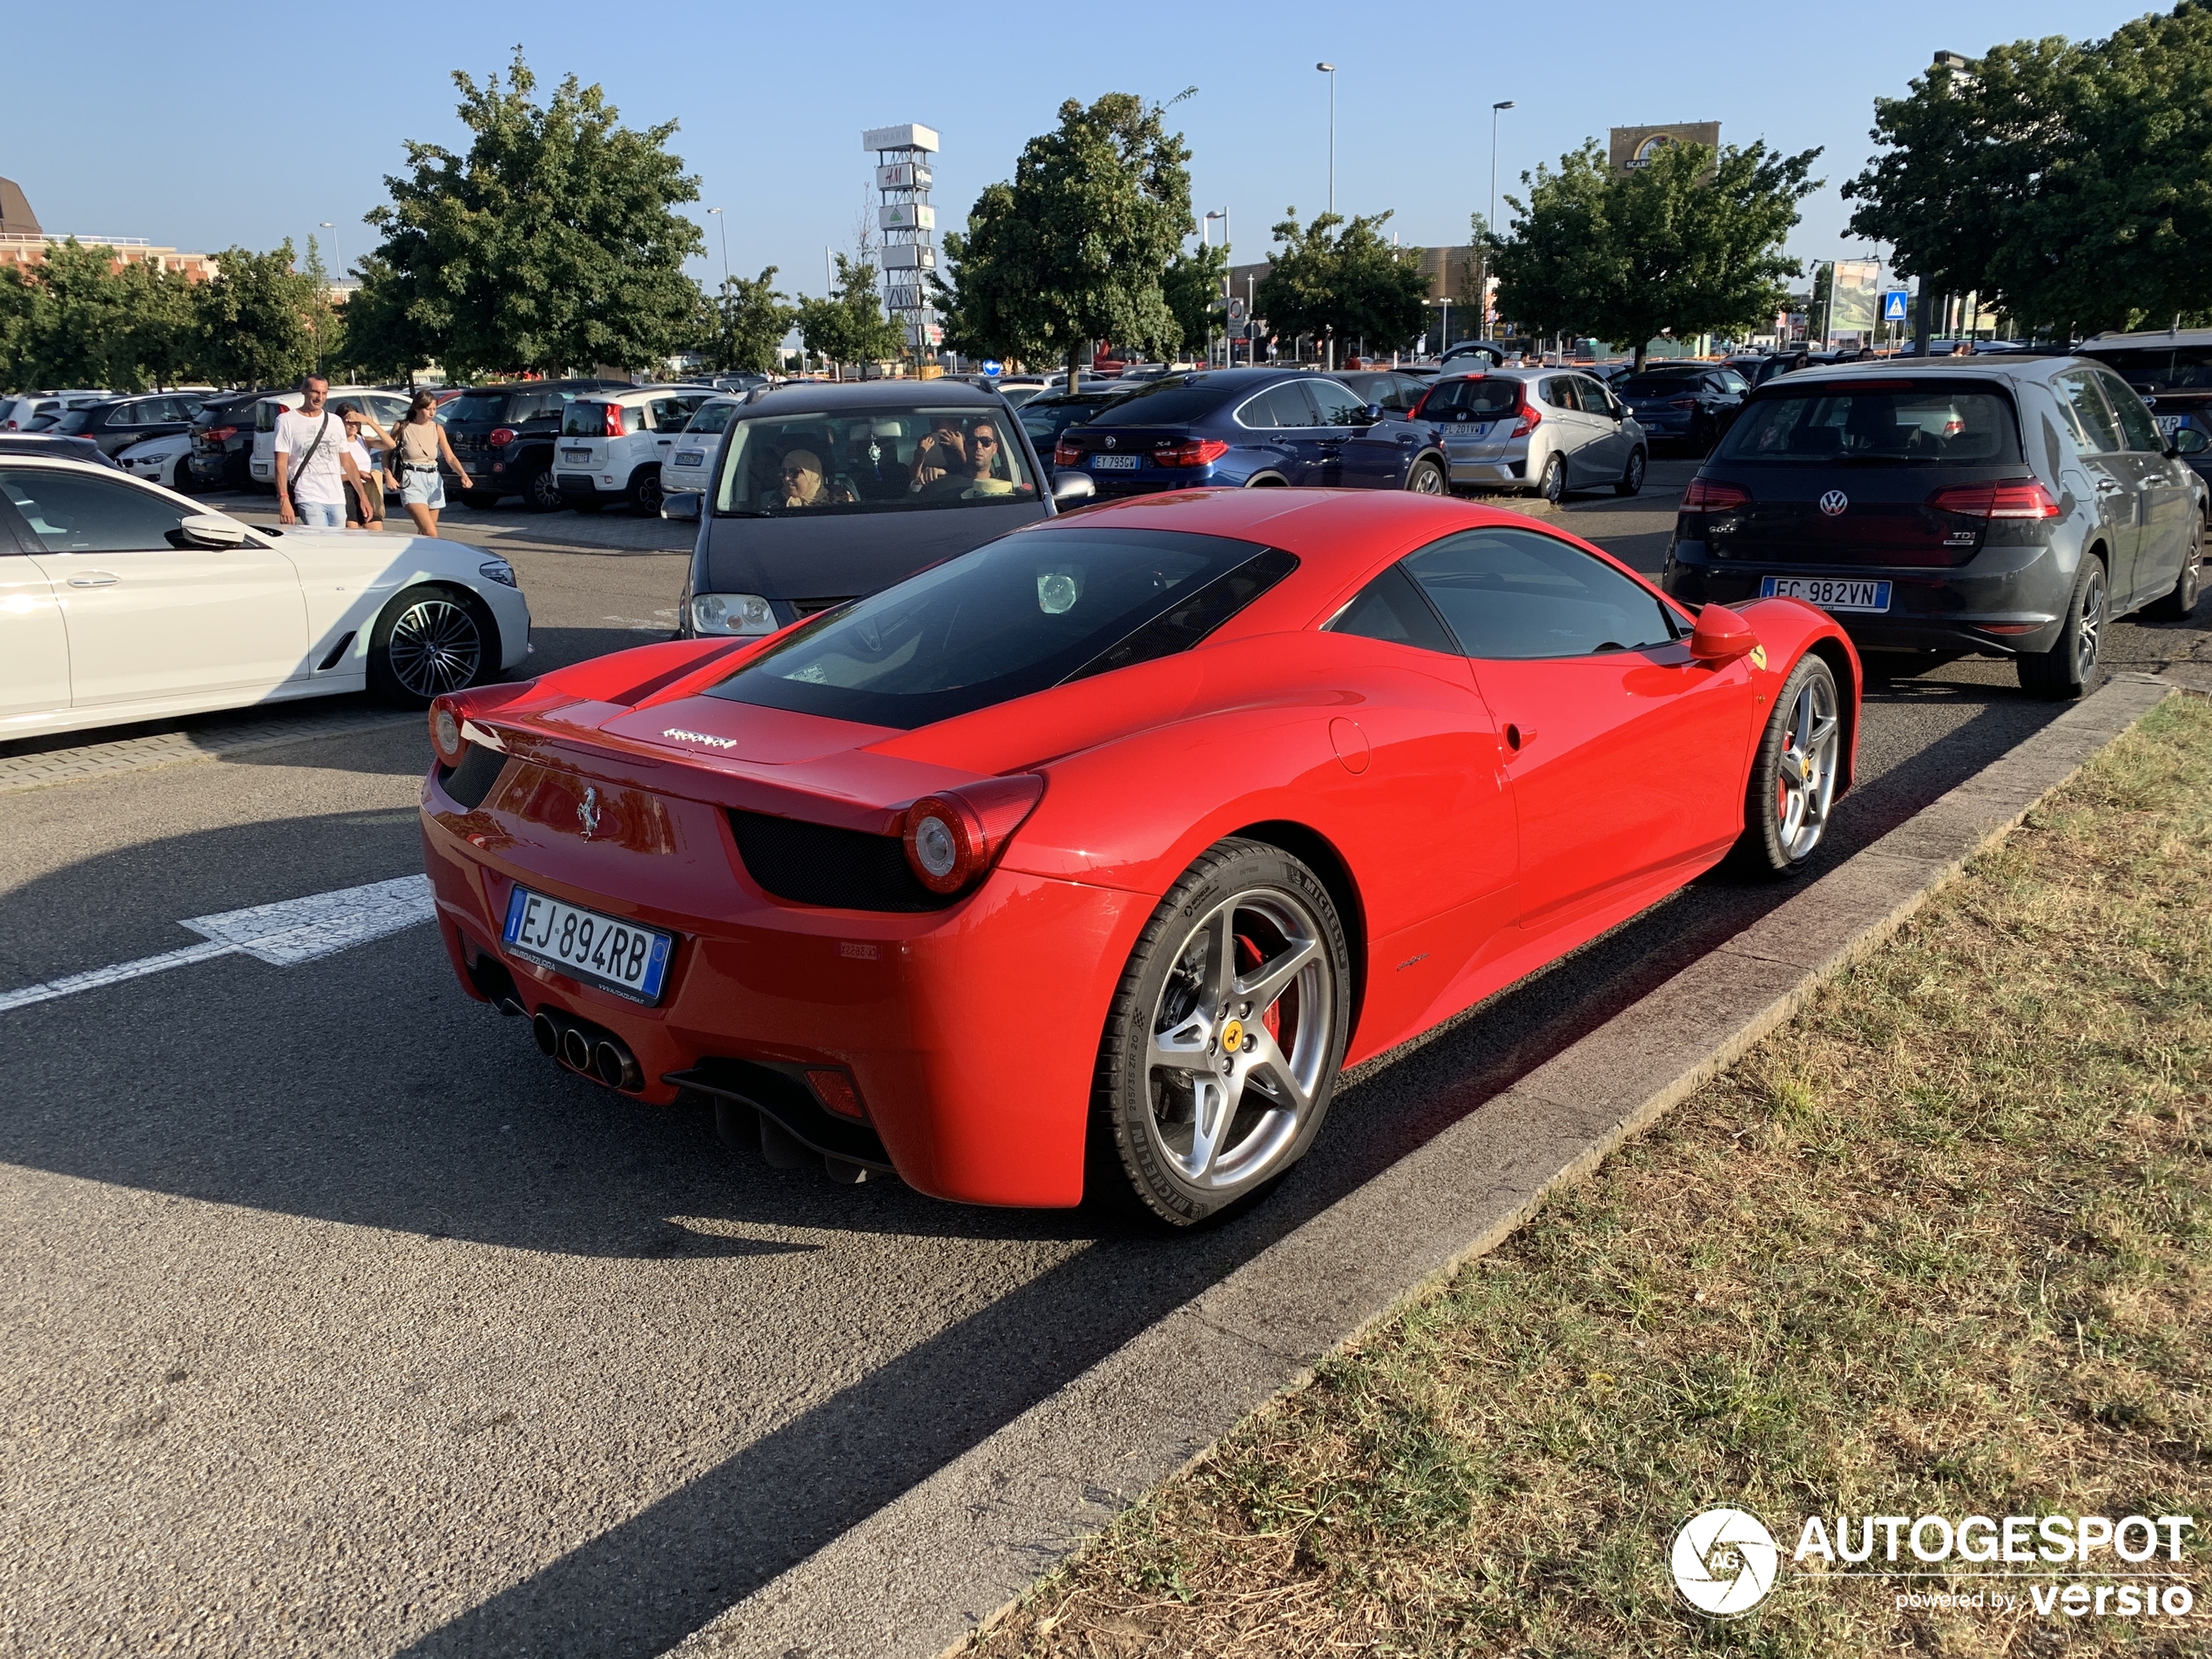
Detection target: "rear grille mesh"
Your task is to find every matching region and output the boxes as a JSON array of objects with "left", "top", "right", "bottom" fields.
[
  {"left": 728, "top": 811, "right": 954, "bottom": 912},
  {"left": 439, "top": 743, "right": 509, "bottom": 809}
]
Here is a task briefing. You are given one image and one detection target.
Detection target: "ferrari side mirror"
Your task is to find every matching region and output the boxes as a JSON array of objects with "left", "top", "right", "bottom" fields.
[{"left": 1689, "top": 604, "right": 1760, "bottom": 664}]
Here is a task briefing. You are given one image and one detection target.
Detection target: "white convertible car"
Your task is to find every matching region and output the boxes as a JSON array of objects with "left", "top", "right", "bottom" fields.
[{"left": 0, "top": 455, "right": 532, "bottom": 740}]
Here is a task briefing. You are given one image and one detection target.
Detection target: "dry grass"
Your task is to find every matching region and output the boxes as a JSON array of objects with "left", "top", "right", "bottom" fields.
[{"left": 972, "top": 697, "right": 2212, "bottom": 1657}]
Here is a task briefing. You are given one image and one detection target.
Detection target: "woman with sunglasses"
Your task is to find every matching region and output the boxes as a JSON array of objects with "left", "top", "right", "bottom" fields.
[{"left": 334, "top": 403, "right": 386, "bottom": 530}]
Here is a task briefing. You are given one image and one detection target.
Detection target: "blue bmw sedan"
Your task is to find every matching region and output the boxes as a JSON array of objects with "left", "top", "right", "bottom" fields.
[{"left": 1049, "top": 368, "right": 1451, "bottom": 497}]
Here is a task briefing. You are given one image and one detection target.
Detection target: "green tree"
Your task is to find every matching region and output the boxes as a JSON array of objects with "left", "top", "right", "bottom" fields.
[
  {"left": 697, "top": 266, "right": 794, "bottom": 374},
  {"left": 1160, "top": 239, "right": 1229, "bottom": 358},
  {"left": 16, "top": 240, "right": 140, "bottom": 389},
  {"left": 365, "top": 50, "right": 703, "bottom": 378},
  {"left": 798, "top": 254, "right": 903, "bottom": 376},
  {"left": 116, "top": 258, "right": 205, "bottom": 389},
  {"left": 196, "top": 241, "right": 319, "bottom": 388},
  {"left": 1253, "top": 211, "right": 1429, "bottom": 358},
  {"left": 1845, "top": 8, "right": 2212, "bottom": 339},
  {"left": 341, "top": 252, "right": 437, "bottom": 383},
  {"left": 933, "top": 91, "right": 1193, "bottom": 389},
  {"left": 1493, "top": 138, "right": 1820, "bottom": 368},
  {"left": 0, "top": 263, "right": 33, "bottom": 391}
]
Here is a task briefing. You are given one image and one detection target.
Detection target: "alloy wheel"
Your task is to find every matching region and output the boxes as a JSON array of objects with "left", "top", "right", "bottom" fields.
[
  {"left": 1408, "top": 459, "right": 1447, "bottom": 495},
  {"left": 1773, "top": 670, "right": 1841, "bottom": 861},
  {"left": 385, "top": 597, "right": 482, "bottom": 699},
  {"left": 2074, "top": 564, "right": 2107, "bottom": 680},
  {"left": 1143, "top": 887, "right": 1333, "bottom": 1193}
]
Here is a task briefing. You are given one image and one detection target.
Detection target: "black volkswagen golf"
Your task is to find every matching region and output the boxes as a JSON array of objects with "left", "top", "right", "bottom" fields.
[
  {"left": 674, "top": 379, "right": 1095, "bottom": 637},
  {"left": 1662, "top": 358, "right": 2205, "bottom": 698}
]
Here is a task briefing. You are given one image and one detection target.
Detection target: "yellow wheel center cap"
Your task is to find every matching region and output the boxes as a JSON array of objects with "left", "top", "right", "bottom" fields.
[{"left": 1220, "top": 1018, "right": 1244, "bottom": 1053}]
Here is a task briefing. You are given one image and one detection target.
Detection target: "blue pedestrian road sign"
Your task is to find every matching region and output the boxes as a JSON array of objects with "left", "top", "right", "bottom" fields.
[
  {"left": 981, "top": 359, "right": 1002, "bottom": 377},
  {"left": 1881, "top": 291, "right": 1910, "bottom": 323}
]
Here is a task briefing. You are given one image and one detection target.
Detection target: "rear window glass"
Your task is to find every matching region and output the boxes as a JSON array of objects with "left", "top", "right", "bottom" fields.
[
  {"left": 442, "top": 393, "right": 509, "bottom": 425},
  {"left": 1619, "top": 374, "right": 1705, "bottom": 397},
  {"left": 564, "top": 401, "right": 620, "bottom": 436},
  {"left": 1082, "top": 375, "right": 1236, "bottom": 427},
  {"left": 254, "top": 400, "right": 288, "bottom": 432},
  {"left": 685, "top": 401, "right": 738, "bottom": 435},
  {"left": 51, "top": 409, "right": 98, "bottom": 435},
  {"left": 1420, "top": 377, "right": 1521, "bottom": 419},
  {"left": 705, "top": 528, "right": 1291, "bottom": 729},
  {"left": 1717, "top": 383, "right": 2021, "bottom": 465},
  {"left": 2079, "top": 345, "right": 2212, "bottom": 392},
  {"left": 713, "top": 405, "right": 1036, "bottom": 515}
]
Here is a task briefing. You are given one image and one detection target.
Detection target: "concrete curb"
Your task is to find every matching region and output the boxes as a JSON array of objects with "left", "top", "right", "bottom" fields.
[
  {"left": 0, "top": 706, "right": 415, "bottom": 794},
  {"left": 666, "top": 670, "right": 2181, "bottom": 1659}
]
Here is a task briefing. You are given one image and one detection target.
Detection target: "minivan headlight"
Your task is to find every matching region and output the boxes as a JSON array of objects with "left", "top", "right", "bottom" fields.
[{"left": 690, "top": 593, "right": 776, "bottom": 636}]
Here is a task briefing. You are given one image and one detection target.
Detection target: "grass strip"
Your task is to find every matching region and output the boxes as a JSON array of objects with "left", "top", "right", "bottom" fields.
[{"left": 974, "top": 695, "right": 2212, "bottom": 1656}]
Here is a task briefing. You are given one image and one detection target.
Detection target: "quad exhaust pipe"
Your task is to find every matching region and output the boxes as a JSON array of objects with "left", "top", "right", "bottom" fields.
[{"left": 531, "top": 1007, "right": 643, "bottom": 1092}]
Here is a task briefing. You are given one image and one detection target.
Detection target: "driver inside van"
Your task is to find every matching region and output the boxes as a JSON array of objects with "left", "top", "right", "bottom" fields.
[{"left": 777, "top": 448, "right": 840, "bottom": 508}]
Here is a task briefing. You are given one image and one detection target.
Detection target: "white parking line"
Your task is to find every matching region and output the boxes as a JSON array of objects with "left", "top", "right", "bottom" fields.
[{"left": 0, "top": 876, "right": 435, "bottom": 1013}]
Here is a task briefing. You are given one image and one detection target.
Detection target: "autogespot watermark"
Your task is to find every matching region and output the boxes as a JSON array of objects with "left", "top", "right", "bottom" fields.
[{"left": 1670, "top": 1507, "right": 2200, "bottom": 1622}]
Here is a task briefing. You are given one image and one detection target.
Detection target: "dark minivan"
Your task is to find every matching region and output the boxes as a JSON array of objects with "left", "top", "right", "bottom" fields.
[
  {"left": 2075, "top": 327, "right": 2212, "bottom": 496},
  {"left": 52, "top": 392, "right": 207, "bottom": 457},
  {"left": 439, "top": 377, "right": 631, "bottom": 510},
  {"left": 1662, "top": 358, "right": 2205, "bottom": 698},
  {"left": 675, "top": 379, "right": 1095, "bottom": 637}
]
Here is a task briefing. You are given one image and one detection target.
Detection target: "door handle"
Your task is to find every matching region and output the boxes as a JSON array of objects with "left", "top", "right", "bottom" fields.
[
  {"left": 68, "top": 571, "right": 119, "bottom": 587},
  {"left": 2095, "top": 477, "right": 2124, "bottom": 493}
]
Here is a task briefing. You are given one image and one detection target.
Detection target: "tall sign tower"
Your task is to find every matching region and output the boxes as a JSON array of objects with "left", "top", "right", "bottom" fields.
[{"left": 863, "top": 124, "right": 941, "bottom": 357}]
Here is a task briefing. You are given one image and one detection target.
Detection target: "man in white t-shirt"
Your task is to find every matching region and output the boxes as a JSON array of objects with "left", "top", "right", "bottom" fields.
[{"left": 273, "top": 374, "right": 365, "bottom": 529}]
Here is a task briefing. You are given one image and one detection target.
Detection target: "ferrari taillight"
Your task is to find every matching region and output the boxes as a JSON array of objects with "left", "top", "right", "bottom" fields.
[
  {"left": 1682, "top": 476, "right": 1751, "bottom": 512},
  {"left": 428, "top": 698, "right": 469, "bottom": 767},
  {"left": 1155, "top": 437, "right": 1229, "bottom": 468},
  {"left": 1926, "top": 479, "right": 2061, "bottom": 519},
  {"left": 900, "top": 774, "right": 1046, "bottom": 895}
]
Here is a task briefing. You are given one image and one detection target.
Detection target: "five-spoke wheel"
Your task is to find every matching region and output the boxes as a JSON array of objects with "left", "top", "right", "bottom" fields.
[
  {"left": 1097, "top": 840, "right": 1350, "bottom": 1224},
  {"left": 1737, "top": 653, "right": 1841, "bottom": 876}
]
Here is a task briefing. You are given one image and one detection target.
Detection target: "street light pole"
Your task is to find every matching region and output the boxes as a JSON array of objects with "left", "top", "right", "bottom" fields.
[
  {"left": 1316, "top": 64, "right": 1336, "bottom": 218},
  {"left": 318, "top": 220, "right": 336, "bottom": 275},
  {"left": 1204, "top": 210, "right": 1228, "bottom": 365},
  {"left": 706, "top": 206, "right": 730, "bottom": 293},
  {"left": 1487, "top": 102, "right": 1514, "bottom": 340}
]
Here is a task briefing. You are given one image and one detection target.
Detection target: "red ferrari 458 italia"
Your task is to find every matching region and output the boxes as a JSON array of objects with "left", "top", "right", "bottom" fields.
[{"left": 420, "top": 489, "right": 1858, "bottom": 1223}]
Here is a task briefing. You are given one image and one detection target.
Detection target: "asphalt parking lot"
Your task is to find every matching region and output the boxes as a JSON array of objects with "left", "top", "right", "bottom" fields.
[{"left": 4, "top": 463, "right": 2209, "bottom": 1656}]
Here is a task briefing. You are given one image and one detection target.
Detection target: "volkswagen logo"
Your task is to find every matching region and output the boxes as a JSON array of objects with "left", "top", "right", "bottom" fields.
[
  {"left": 577, "top": 786, "right": 601, "bottom": 840},
  {"left": 1819, "top": 489, "right": 1849, "bottom": 517}
]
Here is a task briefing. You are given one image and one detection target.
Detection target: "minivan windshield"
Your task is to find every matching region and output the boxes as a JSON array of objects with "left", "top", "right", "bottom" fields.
[
  {"left": 712, "top": 405, "right": 1037, "bottom": 515},
  {"left": 1717, "top": 382, "right": 2022, "bottom": 465},
  {"left": 705, "top": 528, "right": 1291, "bottom": 729},
  {"left": 2079, "top": 345, "right": 2212, "bottom": 393}
]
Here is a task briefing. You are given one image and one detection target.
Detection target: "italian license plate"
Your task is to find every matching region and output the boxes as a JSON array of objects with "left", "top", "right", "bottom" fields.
[
  {"left": 675, "top": 449, "right": 705, "bottom": 466},
  {"left": 502, "top": 886, "right": 673, "bottom": 1003},
  {"left": 1760, "top": 576, "right": 1892, "bottom": 612},
  {"left": 562, "top": 447, "right": 594, "bottom": 462},
  {"left": 2156, "top": 414, "right": 2188, "bottom": 435},
  {"left": 1090, "top": 454, "right": 1140, "bottom": 470}
]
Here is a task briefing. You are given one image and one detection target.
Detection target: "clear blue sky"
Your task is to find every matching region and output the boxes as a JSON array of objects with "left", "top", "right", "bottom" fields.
[{"left": 11, "top": 0, "right": 2161, "bottom": 297}]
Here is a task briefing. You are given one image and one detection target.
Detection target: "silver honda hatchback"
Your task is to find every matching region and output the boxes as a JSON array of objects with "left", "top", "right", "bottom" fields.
[{"left": 1421, "top": 367, "right": 1649, "bottom": 502}]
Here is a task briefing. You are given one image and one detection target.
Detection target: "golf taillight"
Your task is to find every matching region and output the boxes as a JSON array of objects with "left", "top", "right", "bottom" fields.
[
  {"left": 1682, "top": 476, "right": 1751, "bottom": 512},
  {"left": 1055, "top": 438, "right": 1082, "bottom": 466},
  {"left": 1155, "top": 436, "right": 1229, "bottom": 468},
  {"left": 1509, "top": 393, "right": 1541, "bottom": 437},
  {"left": 488, "top": 427, "right": 516, "bottom": 447},
  {"left": 899, "top": 775, "right": 1046, "bottom": 895},
  {"left": 1926, "top": 479, "right": 2061, "bottom": 519},
  {"left": 428, "top": 698, "right": 468, "bottom": 766}
]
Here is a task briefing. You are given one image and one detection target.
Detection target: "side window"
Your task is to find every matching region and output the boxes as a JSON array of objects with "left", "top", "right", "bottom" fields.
[
  {"left": 650, "top": 397, "right": 691, "bottom": 430},
  {"left": 1235, "top": 385, "right": 1303, "bottom": 429},
  {"left": 2096, "top": 371, "right": 2163, "bottom": 452},
  {"left": 1326, "top": 562, "right": 1459, "bottom": 654},
  {"left": 1307, "top": 380, "right": 1370, "bottom": 426},
  {"left": 1540, "top": 376, "right": 1577, "bottom": 411},
  {"left": 1383, "top": 375, "right": 1424, "bottom": 412},
  {"left": 1719, "top": 371, "right": 1751, "bottom": 395},
  {"left": 2053, "top": 371, "right": 2124, "bottom": 454},
  {"left": 1401, "top": 526, "right": 1680, "bottom": 659},
  {"left": 0, "top": 469, "right": 196, "bottom": 554}
]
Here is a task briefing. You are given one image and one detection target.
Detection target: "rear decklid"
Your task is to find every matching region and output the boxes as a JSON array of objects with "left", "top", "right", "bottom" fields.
[{"left": 1690, "top": 375, "right": 2035, "bottom": 568}]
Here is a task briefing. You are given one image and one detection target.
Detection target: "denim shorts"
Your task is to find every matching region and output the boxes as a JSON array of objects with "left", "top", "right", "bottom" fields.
[
  {"left": 295, "top": 499, "right": 344, "bottom": 529},
  {"left": 400, "top": 468, "right": 447, "bottom": 509}
]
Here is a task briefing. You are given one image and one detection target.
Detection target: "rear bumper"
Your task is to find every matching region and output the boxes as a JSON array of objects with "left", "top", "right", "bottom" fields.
[
  {"left": 556, "top": 472, "right": 624, "bottom": 500},
  {"left": 1662, "top": 536, "right": 2075, "bottom": 655},
  {"left": 421, "top": 783, "right": 1151, "bottom": 1207}
]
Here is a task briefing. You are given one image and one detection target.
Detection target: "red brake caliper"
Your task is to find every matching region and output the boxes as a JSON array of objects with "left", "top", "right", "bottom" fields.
[{"left": 1236, "top": 934, "right": 1283, "bottom": 1040}]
